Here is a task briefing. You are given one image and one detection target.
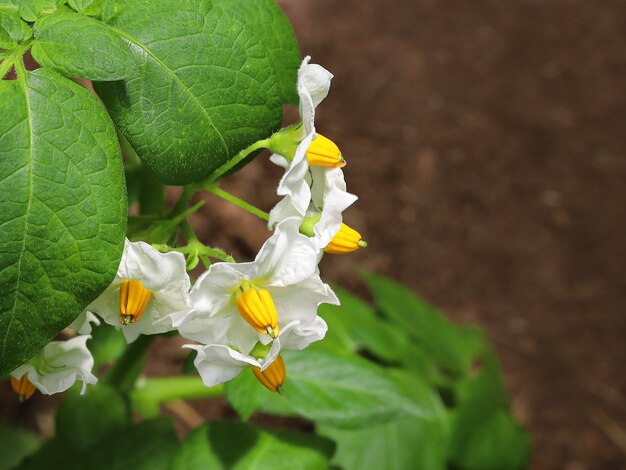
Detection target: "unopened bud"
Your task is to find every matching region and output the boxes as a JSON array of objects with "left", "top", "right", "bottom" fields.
[
  {"left": 253, "top": 355, "right": 286, "bottom": 393},
  {"left": 325, "top": 223, "right": 366, "bottom": 254}
]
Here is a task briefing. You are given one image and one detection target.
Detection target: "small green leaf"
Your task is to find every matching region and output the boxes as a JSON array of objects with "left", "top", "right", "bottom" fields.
[
  {"left": 19, "top": 0, "right": 63, "bottom": 22},
  {"left": 171, "top": 420, "right": 335, "bottom": 470},
  {"left": 94, "top": 0, "right": 289, "bottom": 184},
  {"left": 449, "top": 352, "right": 531, "bottom": 469},
  {"left": 363, "top": 272, "right": 487, "bottom": 374},
  {"left": 0, "top": 421, "right": 40, "bottom": 470},
  {"left": 32, "top": 8, "right": 135, "bottom": 80},
  {"left": 67, "top": 0, "right": 104, "bottom": 16},
  {"left": 214, "top": 0, "right": 300, "bottom": 104},
  {"left": 55, "top": 384, "right": 130, "bottom": 451},
  {"left": 0, "top": 9, "right": 32, "bottom": 50},
  {"left": 279, "top": 350, "right": 416, "bottom": 429},
  {"left": 0, "top": 68, "right": 126, "bottom": 375}
]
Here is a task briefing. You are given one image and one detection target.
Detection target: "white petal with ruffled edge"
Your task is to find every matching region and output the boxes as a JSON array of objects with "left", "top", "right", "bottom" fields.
[{"left": 10, "top": 336, "right": 97, "bottom": 395}]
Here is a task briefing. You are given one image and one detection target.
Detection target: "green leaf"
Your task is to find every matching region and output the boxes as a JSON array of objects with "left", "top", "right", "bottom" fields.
[
  {"left": 0, "top": 68, "right": 127, "bottom": 375},
  {"left": 448, "top": 352, "right": 531, "bottom": 469},
  {"left": 214, "top": 0, "right": 300, "bottom": 104},
  {"left": 319, "top": 369, "right": 450, "bottom": 470},
  {"left": 94, "top": 0, "right": 287, "bottom": 184},
  {"left": 320, "top": 418, "right": 447, "bottom": 470},
  {"left": 225, "top": 366, "right": 294, "bottom": 421},
  {"left": 171, "top": 420, "right": 335, "bottom": 470},
  {"left": 19, "top": 417, "right": 179, "bottom": 470},
  {"left": 0, "top": 9, "right": 31, "bottom": 51},
  {"left": 279, "top": 350, "right": 415, "bottom": 429},
  {"left": 319, "top": 285, "right": 411, "bottom": 362},
  {"left": 88, "top": 322, "right": 126, "bottom": 369},
  {"left": 67, "top": 0, "right": 104, "bottom": 16},
  {"left": 31, "top": 9, "right": 135, "bottom": 80},
  {"left": 55, "top": 384, "right": 130, "bottom": 451},
  {"left": 363, "top": 272, "right": 487, "bottom": 374},
  {"left": 19, "top": 0, "right": 63, "bottom": 22},
  {"left": 0, "top": 421, "right": 40, "bottom": 470}
]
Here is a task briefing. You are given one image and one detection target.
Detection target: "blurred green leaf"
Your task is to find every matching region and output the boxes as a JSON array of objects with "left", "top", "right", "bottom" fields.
[
  {"left": 363, "top": 272, "right": 486, "bottom": 375},
  {"left": 225, "top": 366, "right": 294, "bottom": 421},
  {"left": 319, "top": 285, "right": 411, "bottom": 362},
  {"left": 17, "top": 417, "right": 178, "bottom": 470},
  {"left": 55, "top": 384, "right": 129, "bottom": 451},
  {"left": 319, "top": 369, "right": 449, "bottom": 470},
  {"left": 448, "top": 352, "right": 530, "bottom": 469},
  {"left": 0, "top": 421, "right": 40, "bottom": 470},
  {"left": 88, "top": 323, "right": 126, "bottom": 369},
  {"left": 171, "top": 420, "right": 334, "bottom": 470}
]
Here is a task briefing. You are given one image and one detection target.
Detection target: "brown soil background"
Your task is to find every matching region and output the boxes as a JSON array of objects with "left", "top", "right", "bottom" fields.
[{"left": 1, "top": 1, "right": 625, "bottom": 469}]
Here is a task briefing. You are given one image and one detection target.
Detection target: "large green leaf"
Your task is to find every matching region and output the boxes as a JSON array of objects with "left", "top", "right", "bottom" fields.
[
  {"left": 0, "top": 421, "right": 40, "bottom": 470},
  {"left": 279, "top": 350, "right": 418, "bottom": 429},
  {"left": 319, "top": 285, "right": 411, "bottom": 362},
  {"left": 363, "top": 272, "right": 486, "bottom": 375},
  {"left": 0, "top": 68, "right": 126, "bottom": 375},
  {"left": 318, "top": 369, "right": 450, "bottom": 470},
  {"left": 94, "top": 0, "right": 295, "bottom": 184},
  {"left": 214, "top": 0, "right": 300, "bottom": 104},
  {"left": 55, "top": 384, "right": 130, "bottom": 451},
  {"left": 171, "top": 420, "right": 334, "bottom": 470},
  {"left": 32, "top": 8, "right": 135, "bottom": 80},
  {"left": 68, "top": 0, "right": 104, "bottom": 16}
]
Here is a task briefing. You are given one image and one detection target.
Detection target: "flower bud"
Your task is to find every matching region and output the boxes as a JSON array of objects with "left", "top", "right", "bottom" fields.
[
  {"left": 325, "top": 223, "right": 367, "bottom": 254},
  {"left": 253, "top": 355, "right": 286, "bottom": 393},
  {"left": 119, "top": 279, "right": 153, "bottom": 325},
  {"left": 10, "top": 374, "right": 36, "bottom": 401},
  {"left": 306, "top": 134, "right": 346, "bottom": 168},
  {"left": 236, "top": 284, "right": 280, "bottom": 338}
]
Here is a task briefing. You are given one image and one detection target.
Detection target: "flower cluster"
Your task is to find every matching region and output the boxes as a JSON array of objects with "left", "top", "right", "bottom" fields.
[{"left": 9, "top": 57, "right": 363, "bottom": 399}]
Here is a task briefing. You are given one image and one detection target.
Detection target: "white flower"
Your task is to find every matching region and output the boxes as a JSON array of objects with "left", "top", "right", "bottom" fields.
[
  {"left": 177, "top": 218, "right": 338, "bottom": 388},
  {"left": 10, "top": 336, "right": 97, "bottom": 396},
  {"left": 69, "top": 311, "right": 100, "bottom": 335},
  {"left": 268, "top": 57, "right": 358, "bottom": 252},
  {"left": 86, "top": 239, "right": 193, "bottom": 343}
]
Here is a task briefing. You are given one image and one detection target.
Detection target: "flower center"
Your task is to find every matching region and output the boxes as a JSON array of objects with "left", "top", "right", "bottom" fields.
[
  {"left": 252, "top": 355, "right": 286, "bottom": 393},
  {"left": 306, "top": 133, "right": 346, "bottom": 168},
  {"left": 325, "top": 223, "right": 367, "bottom": 254},
  {"left": 11, "top": 374, "right": 36, "bottom": 401},
  {"left": 119, "top": 279, "right": 152, "bottom": 325},
  {"left": 235, "top": 283, "right": 279, "bottom": 338}
]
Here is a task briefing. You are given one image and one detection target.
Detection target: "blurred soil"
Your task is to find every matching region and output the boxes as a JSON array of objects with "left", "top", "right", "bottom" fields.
[{"left": 2, "top": 1, "right": 625, "bottom": 469}]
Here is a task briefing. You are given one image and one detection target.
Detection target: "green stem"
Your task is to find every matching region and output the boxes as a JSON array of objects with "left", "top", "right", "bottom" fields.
[
  {"left": 181, "top": 220, "right": 235, "bottom": 262},
  {"left": 105, "top": 335, "right": 155, "bottom": 394},
  {"left": 205, "top": 185, "right": 269, "bottom": 221},
  {"left": 206, "top": 138, "right": 270, "bottom": 183},
  {"left": 135, "top": 376, "right": 223, "bottom": 403}
]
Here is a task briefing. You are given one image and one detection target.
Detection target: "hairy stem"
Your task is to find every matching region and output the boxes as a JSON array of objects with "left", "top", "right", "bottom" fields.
[{"left": 205, "top": 185, "right": 270, "bottom": 222}]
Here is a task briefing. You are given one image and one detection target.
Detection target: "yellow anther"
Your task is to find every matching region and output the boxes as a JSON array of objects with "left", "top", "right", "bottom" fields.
[
  {"left": 325, "top": 223, "right": 367, "bottom": 254},
  {"left": 253, "top": 355, "right": 286, "bottom": 393},
  {"left": 11, "top": 374, "right": 36, "bottom": 401},
  {"left": 119, "top": 279, "right": 152, "bottom": 325},
  {"left": 236, "top": 287, "right": 280, "bottom": 338},
  {"left": 306, "top": 134, "right": 346, "bottom": 168}
]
